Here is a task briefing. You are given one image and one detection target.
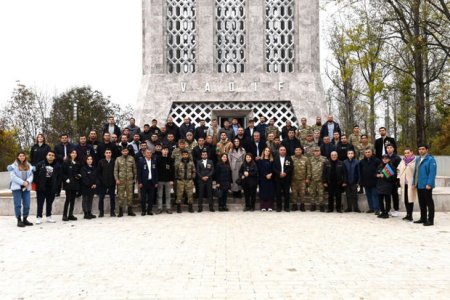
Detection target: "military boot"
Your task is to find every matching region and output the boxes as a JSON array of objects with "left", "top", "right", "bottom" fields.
[
  {"left": 118, "top": 207, "right": 124, "bottom": 217},
  {"left": 176, "top": 204, "right": 182, "bottom": 213},
  {"left": 17, "top": 217, "right": 25, "bottom": 228},
  {"left": 128, "top": 207, "right": 136, "bottom": 216},
  {"left": 23, "top": 217, "right": 33, "bottom": 226},
  {"left": 188, "top": 204, "right": 194, "bottom": 213},
  {"left": 320, "top": 205, "right": 325, "bottom": 212},
  {"left": 292, "top": 203, "right": 298, "bottom": 211},
  {"left": 300, "top": 203, "right": 306, "bottom": 212},
  {"left": 311, "top": 204, "right": 316, "bottom": 212}
]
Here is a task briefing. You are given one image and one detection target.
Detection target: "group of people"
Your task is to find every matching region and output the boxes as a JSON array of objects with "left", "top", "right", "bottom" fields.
[{"left": 9, "top": 114, "right": 437, "bottom": 227}]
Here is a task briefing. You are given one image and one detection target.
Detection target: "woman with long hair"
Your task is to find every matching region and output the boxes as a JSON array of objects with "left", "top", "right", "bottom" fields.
[
  {"left": 8, "top": 152, "right": 34, "bottom": 227},
  {"left": 81, "top": 155, "right": 97, "bottom": 219},
  {"left": 62, "top": 149, "right": 81, "bottom": 221},
  {"left": 397, "top": 147, "right": 417, "bottom": 221},
  {"left": 239, "top": 153, "right": 258, "bottom": 211},
  {"left": 215, "top": 153, "right": 232, "bottom": 211},
  {"left": 258, "top": 147, "right": 275, "bottom": 211},
  {"left": 228, "top": 138, "right": 246, "bottom": 199},
  {"left": 30, "top": 133, "right": 51, "bottom": 166}
]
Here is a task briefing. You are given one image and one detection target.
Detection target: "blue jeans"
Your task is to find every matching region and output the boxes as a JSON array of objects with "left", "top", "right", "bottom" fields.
[
  {"left": 364, "top": 187, "right": 379, "bottom": 211},
  {"left": 12, "top": 189, "right": 31, "bottom": 218}
]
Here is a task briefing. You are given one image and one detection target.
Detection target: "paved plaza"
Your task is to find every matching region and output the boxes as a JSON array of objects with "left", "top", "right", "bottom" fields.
[{"left": 1, "top": 211, "right": 450, "bottom": 299}]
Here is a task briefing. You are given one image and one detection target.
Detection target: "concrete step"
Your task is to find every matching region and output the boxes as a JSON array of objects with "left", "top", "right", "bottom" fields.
[{"left": 1, "top": 187, "right": 449, "bottom": 216}]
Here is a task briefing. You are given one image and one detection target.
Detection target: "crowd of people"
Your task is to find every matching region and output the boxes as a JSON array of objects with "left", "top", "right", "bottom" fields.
[{"left": 8, "top": 114, "right": 437, "bottom": 227}]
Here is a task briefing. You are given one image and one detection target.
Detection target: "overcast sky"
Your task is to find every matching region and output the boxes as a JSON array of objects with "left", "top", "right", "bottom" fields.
[{"left": 0, "top": 0, "right": 331, "bottom": 109}]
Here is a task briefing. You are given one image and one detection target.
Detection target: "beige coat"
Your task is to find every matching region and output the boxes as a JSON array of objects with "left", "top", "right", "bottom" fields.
[{"left": 397, "top": 158, "right": 417, "bottom": 203}]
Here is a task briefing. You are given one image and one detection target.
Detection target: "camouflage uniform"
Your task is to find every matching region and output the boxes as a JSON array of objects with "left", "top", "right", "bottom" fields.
[
  {"left": 175, "top": 158, "right": 196, "bottom": 204},
  {"left": 303, "top": 140, "right": 317, "bottom": 158},
  {"left": 356, "top": 143, "right": 374, "bottom": 160},
  {"left": 296, "top": 125, "right": 311, "bottom": 143},
  {"left": 291, "top": 155, "right": 312, "bottom": 205},
  {"left": 216, "top": 140, "right": 232, "bottom": 158},
  {"left": 114, "top": 155, "right": 137, "bottom": 208},
  {"left": 348, "top": 133, "right": 361, "bottom": 148},
  {"left": 185, "top": 140, "right": 198, "bottom": 153},
  {"left": 265, "top": 125, "right": 280, "bottom": 139},
  {"left": 172, "top": 147, "right": 193, "bottom": 166},
  {"left": 309, "top": 152, "right": 327, "bottom": 207},
  {"left": 311, "top": 124, "right": 322, "bottom": 134}
]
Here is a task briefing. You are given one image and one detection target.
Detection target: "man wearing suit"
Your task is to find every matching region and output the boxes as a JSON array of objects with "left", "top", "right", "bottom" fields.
[
  {"left": 137, "top": 149, "right": 158, "bottom": 216},
  {"left": 273, "top": 146, "right": 294, "bottom": 212},
  {"left": 375, "top": 127, "right": 397, "bottom": 159},
  {"left": 320, "top": 115, "right": 342, "bottom": 142},
  {"left": 281, "top": 129, "right": 301, "bottom": 157},
  {"left": 54, "top": 133, "right": 75, "bottom": 196},
  {"left": 246, "top": 131, "right": 266, "bottom": 162},
  {"left": 196, "top": 151, "right": 215, "bottom": 212},
  {"left": 244, "top": 119, "right": 257, "bottom": 141}
]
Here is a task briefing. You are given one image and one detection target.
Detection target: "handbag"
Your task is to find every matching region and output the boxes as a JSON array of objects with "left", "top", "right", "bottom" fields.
[{"left": 213, "top": 187, "right": 222, "bottom": 198}]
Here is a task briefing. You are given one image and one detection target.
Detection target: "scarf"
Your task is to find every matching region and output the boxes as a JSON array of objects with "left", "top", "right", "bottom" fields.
[{"left": 403, "top": 154, "right": 415, "bottom": 165}]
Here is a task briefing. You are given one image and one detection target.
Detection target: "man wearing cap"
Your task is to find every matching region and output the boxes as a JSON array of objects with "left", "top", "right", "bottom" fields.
[
  {"left": 175, "top": 150, "right": 196, "bottom": 213},
  {"left": 114, "top": 147, "right": 137, "bottom": 217},
  {"left": 309, "top": 146, "right": 328, "bottom": 211},
  {"left": 291, "top": 146, "right": 312, "bottom": 211}
]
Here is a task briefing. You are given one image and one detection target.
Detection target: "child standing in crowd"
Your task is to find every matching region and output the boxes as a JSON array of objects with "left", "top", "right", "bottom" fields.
[
  {"left": 8, "top": 152, "right": 34, "bottom": 227},
  {"left": 81, "top": 155, "right": 97, "bottom": 219},
  {"left": 62, "top": 149, "right": 81, "bottom": 221},
  {"left": 215, "top": 153, "right": 232, "bottom": 211},
  {"left": 376, "top": 155, "right": 397, "bottom": 219},
  {"left": 239, "top": 153, "right": 258, "bottom": 211},
  {"left": 258, "top": 147, "right": 275, "bottom": 211}
]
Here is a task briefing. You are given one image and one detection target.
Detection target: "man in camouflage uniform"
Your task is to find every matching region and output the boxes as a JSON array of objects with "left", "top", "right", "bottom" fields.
[
  {"left": 291, "top": 146, "right": 312, "bottom": 211},
  {"left": 310, "top": 146, "right": 328, "bottom": 212},
  {"left": 296, "top": 117, "right": 311, "bottom": 144},
  {"left": 265, "top": 118, "right": 280, "bottom": 140},
  {"left": 172, "top": 139, "right": 192, "bottom": 166},
  {"left": 185, "top": 132, "right": 198, "bottom": 152},
  {"left": 311, "top": 116, "right": 322, "bottom": 134},
  {"left": 348, "top": 125, "right": 361, "bottom": 148},
  {"left": 114, "top": 147, "right": 137, "bottom": 217},
  {"left": 302, "top": 131, "right": 317, "bottom": 158},
  {"left": 175, "top": 150, "right": 196, "bottom": 213},
  {"left": 216, "top": 132, "right": 232, "bottom": 158},
  {"left": 356, "top": 134, "right": 374, "bottom": 160}
]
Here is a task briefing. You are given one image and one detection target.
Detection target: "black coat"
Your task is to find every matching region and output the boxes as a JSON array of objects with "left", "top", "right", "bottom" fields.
[
  {"left": 320, "top": 143, "right": 336, "bottom": 159},
  {"left": 80, "top": 165, "right": 97, "bottom": 196},
  {"left": 196, "top": 159, "right": 214, "bottom": 181},
  {"left": 215, "top": 163, "right": 232, "bottom": 190},
  {"left": 281, "top": 138, "right": 302, "bottom": 157},
  {"left": 194, "top": 126, "right": 209, "bottom": 141},
  {"left": 320, "top": 121, "right": 342, "bottom": 141},
  {"left": 375, "top": 136, "right": 397, "bottom": 159},
  {"left": 239, "top": 162, "right": 258, "bottom": 187},
  {"left": 376, "top": 162, "right": 397, "bottom": 195},
  {"left": 323, "top": 160, "right": 347, "bottom": 186},
  {"left": 30, "top": 143, "right": 51, "bottom": 166},
  {"left": 246, "top": 141, "right": 266, "bottom": 158},
  {"left": 97, "top": 141, "right": 119, "bottom": 161},
  {"left": 359, "top": 157, "right": 381, "bottom": 188},
  {"left": 272, "top": 155, "right": 294, "bottom": 182},
  {"left": 165, "top": 123, "right": 180, "bottom": 141},
  {"left": 54, "top": 142, "right": 75, "bottom": 164},
  {"left": 156, "top": 156, "right": 175, "bottom": 182},
  {"left": 34, "top": 160, "right": 61, "bottom": 193},
  {"left": 62, "top": 160, "right": 81, "bottom": 191},
  {"left": 102, "top": 123, "right": 121, "bottom": 137},
  {"left": 96, "top": 158, "right": 116, "bottom": 188},
  {"left": 336, "top": 142, "right": 355, "bottom": 161}
]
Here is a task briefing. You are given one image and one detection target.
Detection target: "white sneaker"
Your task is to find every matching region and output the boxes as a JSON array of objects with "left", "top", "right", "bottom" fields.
[
  {"left": 268, "top": 208, "right": 273, "bottom": 212},
  {"left": 391, "top": 210, "right": 400, "bottom": 217},
  {"left": 46, "top": 217, "right": 56, "bottom": 223},
  {"left": 35, "top": 217, "right": 42, "bottom": 225},
  {"left": 261, "top": 209, "right": 267, "bottom": 212}
]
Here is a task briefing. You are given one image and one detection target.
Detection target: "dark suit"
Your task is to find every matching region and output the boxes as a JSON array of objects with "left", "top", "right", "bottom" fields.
[
  {"left": 246, "top": 141, "right": 266, "bottom": 158},
  {"left": 374, "top": 136, "right": 397, "bottom": 159},
  {"left": 281, "top": 138, "right": 302, "bottom": 157},
  {"left": 273, "top": 155, "right": 294, "bottom": 211},
  {"left": 196, "top": 159, "right": 214, "bottom": 209},
  {"left": 137, "top": 158, "right": 158, "bottom": 213}
]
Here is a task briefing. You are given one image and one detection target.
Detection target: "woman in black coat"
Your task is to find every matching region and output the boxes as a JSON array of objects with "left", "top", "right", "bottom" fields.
[
  {"left": 376, "top": 155, "right": 397, "bottom": 219},
  {"left": 239, "top": 153, "right": 258, "bottom": 211},
  {"left": 62, "top": 149, "right": 81, "bottom": 221},
  {"left": 215, "top": 153, "right": 232, "bottom": 211},
  {"left": 30, "top": 134, "right": 51, "bottom": 166},
  {"left": 81, "top": 155, "right": 97, "bottom": 219}
]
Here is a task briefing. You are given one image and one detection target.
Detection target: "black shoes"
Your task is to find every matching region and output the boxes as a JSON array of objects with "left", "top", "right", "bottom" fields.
[
  {"left": 141, "top": 211, "right": 146, "bottom": 216},
  {"left": 188, "top": 204, "right": 194, "bottom": 213},
  {"left": 414, "top": 219, "right": 425, "bottom": 224},
  {"left": 311, "top": 204, "right": 316, "bottom": 212},
  {"left": 344, "top": 208, "right": 352, "bottom": 213},
  {"left": 336, "top": 209, "right": 343, "bottom": 213},
  {"left": 354, "top": 209, "right": 362, "bottom": 213},
  {"left": 110, "top": 211, "right": 116, "bottom": 217},
  {"left": 402, "top": 215, "right": 413, "bottom": 221},
  {"left": 291, "top": 204, "right": 298, "bottom": 211},
  {"left": 166, "top": 209, "right": 173, "bottom": 214},
  {"left": 84, "top": 213, "right": 92, "bottom": 219},
  {"left": 198, "top": 206, "right": 203, "bottom": 213},
  {"left": 320, "top": 205, "right": 325, "bottom": 212},
  {"left": 299, "top": 204, "right": 306, "bottom": 212},
  {"left": 223, "top": 207, "right": 229, "bottom": 211},
  {"left": 118, "top": 207, "right": 124, "bottom": 217},
  {"left": 17, "top": 217, "right": 25, "bottom": 227},
  {"left": 99, "top": 212, "right": 104, "bottom": 218},
  {"left": 176, "top": 204, "right": 182, "bottom": 213},
  {"left": 366, "top": 210, "right": 374, "bottom": 213},
  {"left": 209, "top": 207, "right": 215, "bottom": 212},
  {"left": 68, "top": 215, "right": 77, "bottom": 221},
  {"left": 23, "top": 217, "right": 33, "bottom": 226},
  {"left": 147, "top": 210, "right": 154, "bottom": 216},
  {"left": 423, "top": 221, "right": 434, "bottom": 226},
  {"left": 378, "top": 213, "right": 389, "bottom": 219},
  {"left": 128, "top": 207, "right": 136, "bottom": 217},
  {"left": 62, "top": 216, "right": 69, "bottom": 221}
]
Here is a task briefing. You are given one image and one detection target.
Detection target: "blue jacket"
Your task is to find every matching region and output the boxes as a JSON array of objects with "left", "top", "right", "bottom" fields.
[
  {"left": 137, "top": 158, "right": 158, "bottom": 186},
  {"left": 7, "top": 162, "right": 34, "bottom": 191},
  {"left": 343, "top": 159, "right": 359, "bottom": 184},
  {"left": 412, "top": 154, "right": 437, "bottom": 189}
]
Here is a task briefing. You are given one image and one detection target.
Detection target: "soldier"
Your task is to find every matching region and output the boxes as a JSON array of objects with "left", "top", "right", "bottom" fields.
[
  {"left": 296, "top": 117, "right": 311, "bottom": 144},
  {"left": 291, "top": 146, "right": 312, "bottom": 211},
  {"left": 348, "top": 125, "right": 361, "bottom": 148},
  {"left": 311, "top": 116, "right": 322, "bottom": 133},
  {"left": 265, "top": 118, "right": 280, "bottom": 140},
  {"left": 216, "top": 132, "right": 233, "bottom": 159},
  {"left": 175, "top": 150, "right": 196, "bottom": 213},
  {"left": 185, "top": 132, "right": 198, "bottom": 152},
  {"left": 303, "top": 131, "right": 317, "bottom": 158},
  {"left": 310, "top": 146, "right": 328, "bottom": 212},
  {"left": 357, "top": 134, "right": 374, "bottom": 160},
  {"left": 172, "top": 139, "right": 192, "bottom": 166},
  {"left": 114, "top": 147, "right": 137, "bottom": 217}
]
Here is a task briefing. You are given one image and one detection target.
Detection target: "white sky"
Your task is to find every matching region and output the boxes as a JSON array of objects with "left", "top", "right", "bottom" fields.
[{"left": 0, "top": 0, "right": 331, "bottom": 109}]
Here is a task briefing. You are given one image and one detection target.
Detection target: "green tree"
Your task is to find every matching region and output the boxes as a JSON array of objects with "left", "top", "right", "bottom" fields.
[{"left": 0, "top": 128, "right": 20, "bottom": 171}]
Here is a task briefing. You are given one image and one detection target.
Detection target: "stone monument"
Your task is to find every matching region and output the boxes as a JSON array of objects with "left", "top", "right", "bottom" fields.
[{"left": 135, "top": 0, "right": 327, "bottom": 128}]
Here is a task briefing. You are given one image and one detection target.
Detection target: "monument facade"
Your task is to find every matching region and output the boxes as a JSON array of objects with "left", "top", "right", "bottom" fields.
[{"left": 135, "top": 0, "right": 327, "bottom": 128}]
